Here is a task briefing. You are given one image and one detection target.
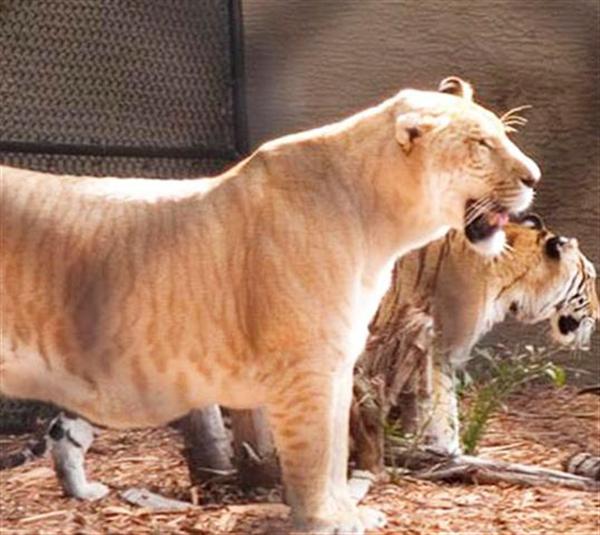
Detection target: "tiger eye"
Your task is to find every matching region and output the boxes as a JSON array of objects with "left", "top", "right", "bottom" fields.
[{"left": 545, "top": 236, "right": 563, "bottom": 260}]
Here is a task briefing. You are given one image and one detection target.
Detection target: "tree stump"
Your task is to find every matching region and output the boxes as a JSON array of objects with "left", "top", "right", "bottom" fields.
[
  {"left": 180, "top": 405, "right": 234, "bottom": 485},
  {"left": 230, "top": 409, "right": 280, "bottom": 489}
]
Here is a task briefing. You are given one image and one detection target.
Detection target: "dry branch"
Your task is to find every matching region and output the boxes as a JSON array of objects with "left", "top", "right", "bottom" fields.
[
  {"left": 120, "top": 488, "right": 194, "bottom": 512},
  {"left": 230, "top": 409, "right": 280, "bottom": 489},
  {"left": 388, "top": 448, "right": 600, "bottom": 492}
]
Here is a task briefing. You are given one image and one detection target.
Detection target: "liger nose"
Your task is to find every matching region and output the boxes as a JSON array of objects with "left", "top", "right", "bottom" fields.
[
  {"left": 521, "top": 175, "right": 537, "bottom": 189},
  {"left": 520, "top": 159, "right": 541, "bottom": 189}
]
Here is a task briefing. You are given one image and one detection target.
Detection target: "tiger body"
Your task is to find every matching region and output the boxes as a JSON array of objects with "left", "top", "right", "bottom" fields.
[
  {"left": 0, "top": 78, "right": 540, "bottom": 532},
  {"left": 354, "top": 218, "right": 598, "bottom": 469},
  {"left": 374, "top": 221, "right": 598, "bottom": 362}
]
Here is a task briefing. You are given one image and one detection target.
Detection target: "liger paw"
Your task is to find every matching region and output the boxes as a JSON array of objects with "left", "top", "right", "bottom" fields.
[{"left": 358, "top": 506, "right": 387, "bottom": 531}]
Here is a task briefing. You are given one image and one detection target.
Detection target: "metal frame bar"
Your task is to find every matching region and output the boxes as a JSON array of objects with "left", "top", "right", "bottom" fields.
[{"left": 229, "top": 0, "right": 250, "bottom": 157}]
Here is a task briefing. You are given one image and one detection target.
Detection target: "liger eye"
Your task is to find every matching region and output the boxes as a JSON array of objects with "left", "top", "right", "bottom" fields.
[{"left": 478, "top": 138, "right": 492, "bottom": 149}]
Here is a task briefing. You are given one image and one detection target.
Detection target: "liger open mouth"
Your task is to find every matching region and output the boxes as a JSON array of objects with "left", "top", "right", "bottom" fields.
[{"left": 464, "top": 199, "right": 510, "bottom": 244}]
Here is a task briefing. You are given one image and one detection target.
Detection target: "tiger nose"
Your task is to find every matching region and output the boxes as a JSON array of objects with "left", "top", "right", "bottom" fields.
[{"left": 519, "top": 158, "right": 541, "bottom": 189}]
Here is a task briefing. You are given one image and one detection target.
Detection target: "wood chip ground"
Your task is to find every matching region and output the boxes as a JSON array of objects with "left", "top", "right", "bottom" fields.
[{"left": 1, "top": 384, "right": 598, "bottom": 534}]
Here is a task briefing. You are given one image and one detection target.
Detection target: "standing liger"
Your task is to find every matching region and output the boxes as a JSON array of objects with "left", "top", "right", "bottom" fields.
[{"left": 0, "top": 77, "right": 540, "bottom": 533}]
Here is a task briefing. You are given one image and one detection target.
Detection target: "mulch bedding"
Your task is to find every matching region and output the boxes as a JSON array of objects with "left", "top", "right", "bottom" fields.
[{"left": 0, "top": 384, "right": 598, "bottom": 534}]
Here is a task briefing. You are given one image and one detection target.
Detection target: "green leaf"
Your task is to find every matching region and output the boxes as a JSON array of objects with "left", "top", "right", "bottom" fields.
[{"left": 545, "top": 364, "right": 567, "bottom": 387}]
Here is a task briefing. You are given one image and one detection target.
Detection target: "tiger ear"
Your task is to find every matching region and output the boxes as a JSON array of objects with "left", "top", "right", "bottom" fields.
[
  {"left": 395, "top": 112, "right": 449, "bottom": 154},
  {"left": 545, "top": 235, "right": 574, "bottom": 260},
  {"left": 514, "top": 213, "right": 546, "bottom": 230},
  {"left": 438, "top": 76, "right": 474, "bottom": 101}
]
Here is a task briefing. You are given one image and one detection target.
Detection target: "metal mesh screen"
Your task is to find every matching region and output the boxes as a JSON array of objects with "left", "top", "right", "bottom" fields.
[{"left": 0, "top": 0, "right": 247, "bottom": 177}]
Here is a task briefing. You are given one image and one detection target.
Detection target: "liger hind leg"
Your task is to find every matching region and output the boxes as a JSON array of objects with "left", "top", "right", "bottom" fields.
[{"left": 49, "top": 413, "right": 109, "bottom": 500}]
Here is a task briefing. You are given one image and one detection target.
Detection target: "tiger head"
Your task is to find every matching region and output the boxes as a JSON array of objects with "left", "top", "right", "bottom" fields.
[
  {"left": 393, "top": 76, "right": 540, "bottom": 256},
  {"left": 502, "top": 214, "right": 599, "bottom": 350}
]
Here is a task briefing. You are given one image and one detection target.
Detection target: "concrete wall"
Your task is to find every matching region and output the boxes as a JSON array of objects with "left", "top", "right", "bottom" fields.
[{"left": 242, "top": 0, "right": 599, "bottom": 360}]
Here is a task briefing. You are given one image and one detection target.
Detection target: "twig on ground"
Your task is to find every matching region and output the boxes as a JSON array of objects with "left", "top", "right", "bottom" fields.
[{"left": 388, "top": 448, "right": 600, "bottom": 492}]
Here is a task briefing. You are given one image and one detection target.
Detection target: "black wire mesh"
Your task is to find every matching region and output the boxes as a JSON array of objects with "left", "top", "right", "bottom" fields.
[{"left": 0, "top": 0, "right": 247, "bottom": 177}]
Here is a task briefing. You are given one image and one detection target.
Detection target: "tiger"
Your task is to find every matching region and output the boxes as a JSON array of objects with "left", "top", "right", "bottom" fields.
[
  {"left": 0, "top": 76, "right": 540, "bottom": 533},
  {"left": 351, "top": 214, "right": 598, "bottom": 473}
]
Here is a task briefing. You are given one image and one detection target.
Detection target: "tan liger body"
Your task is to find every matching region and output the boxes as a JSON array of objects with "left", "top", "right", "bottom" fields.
[{"left": 0, "top": 78, "right": 540, "bottom": 533}]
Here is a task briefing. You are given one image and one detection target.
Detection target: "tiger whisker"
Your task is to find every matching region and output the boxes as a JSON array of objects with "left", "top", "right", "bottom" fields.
[{"left": 501, "top": 242, "right": 515, "bottom": 257}]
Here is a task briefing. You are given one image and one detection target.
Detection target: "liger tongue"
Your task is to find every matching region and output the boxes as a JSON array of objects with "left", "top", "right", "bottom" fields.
[{"left": 487, "top": 211, "right": 509, "bottom": 227}]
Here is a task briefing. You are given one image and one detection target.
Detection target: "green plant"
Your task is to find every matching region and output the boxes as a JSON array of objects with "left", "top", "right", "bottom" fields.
[{"left": 459, "top": 344, "right": 566, "bottom": 455}]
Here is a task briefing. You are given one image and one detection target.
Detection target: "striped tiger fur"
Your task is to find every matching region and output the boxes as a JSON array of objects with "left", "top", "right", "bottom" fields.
[
  {"left": 563, "top": 452, "right": 600, "bottom": 480},
  {"left": 352, "top": 215, "right": 598, "bottom": 471}
]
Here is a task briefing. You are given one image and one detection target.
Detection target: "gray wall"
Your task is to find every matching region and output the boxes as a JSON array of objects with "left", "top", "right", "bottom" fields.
[{"left": 242, "top": 0, "right": 599, "bottom": 363}]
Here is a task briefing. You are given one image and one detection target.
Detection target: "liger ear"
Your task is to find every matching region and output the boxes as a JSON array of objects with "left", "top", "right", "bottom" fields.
[
  {"left": 438, "top": 76, "right": 474, "bottom": 101},
  {"left": 395, "top": 112, "right": 449, "bottom": 154}
]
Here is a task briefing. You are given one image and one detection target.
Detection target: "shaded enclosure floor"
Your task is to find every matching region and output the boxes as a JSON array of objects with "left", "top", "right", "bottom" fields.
[{"left": 0, "top": 384, "right": 598, "bottom": 534}]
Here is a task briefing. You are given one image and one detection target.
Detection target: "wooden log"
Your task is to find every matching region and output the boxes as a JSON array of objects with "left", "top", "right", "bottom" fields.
[
  {"left": 388, "top": 447, "right": 600, "bottom": 492},
  {"left": 230, "top": 409, "right": 280, "bottom": 489},
  {"left": 577, "top": 384, "right": 600, "bottom": 396},
  {"left": 180, "top": 406, "right": 234, "bottom": 485}
]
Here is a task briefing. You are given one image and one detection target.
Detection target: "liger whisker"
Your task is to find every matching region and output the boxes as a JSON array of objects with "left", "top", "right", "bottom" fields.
[{"left": 465, "top": 197, "right": 495, "bottom": 226}]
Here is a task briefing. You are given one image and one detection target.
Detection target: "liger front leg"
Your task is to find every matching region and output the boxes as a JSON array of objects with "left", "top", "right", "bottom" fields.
[
  {"left": 267, "top": 364, "right": 384, "bottom": 534},
  {"left": 267, "top": 369, "right": 356, "bottom": 532},
  {"left": 333, "top": 367, "right": 387, "bottom": 527}
]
